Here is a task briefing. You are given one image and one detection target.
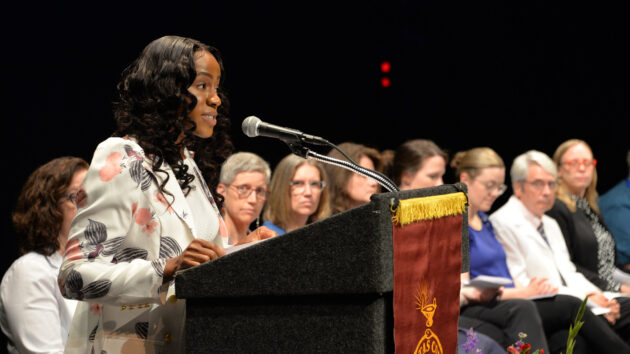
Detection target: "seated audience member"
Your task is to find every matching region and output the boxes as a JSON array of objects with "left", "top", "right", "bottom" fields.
[
  {"left": 453, "top": 147, "right": 630, "bottom": 353},
  {"left": 451, "top": 147, "right": 549, "bottom": 351},
  {"left": 216, "top": 152, "right": 271, "bottom": 244},
  {"left": 390, "top": 139, "right": 448, "bottom": 190},
  {"left": 0, "top": 157, "right": 88, "bottom": 353},
  {"left": 599, "top": 149, "right": 630, "bottom": 272},
  {"left": 262, "top": 154, "right": 331, "bottom": 235},
  {"left": 389, "top": 142, "right": 511, "bottom": 350},
  {"left": 324, "top": 142, "right": 382, "bottom": 214},
  {"left": 546, "top": 139, "right": 630, "bottom": 295},
  {"left": 490, "top": 150, "right": 630, "bottom": 343}
]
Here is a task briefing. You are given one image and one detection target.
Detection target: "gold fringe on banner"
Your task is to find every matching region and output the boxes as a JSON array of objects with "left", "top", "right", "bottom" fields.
[{"left": 391, "top": 192, "right": 468, "bottom": 226}]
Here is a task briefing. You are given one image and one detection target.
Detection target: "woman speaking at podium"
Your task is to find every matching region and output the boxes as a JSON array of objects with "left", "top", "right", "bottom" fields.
[{"left": 58, "top": 35, "right": 275, "bottom": 353}]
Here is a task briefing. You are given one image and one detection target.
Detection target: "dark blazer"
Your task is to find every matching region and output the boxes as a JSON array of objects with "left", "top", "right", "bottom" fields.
[{"left": 546, "top": 198, "right": 618, "bottom": 291}]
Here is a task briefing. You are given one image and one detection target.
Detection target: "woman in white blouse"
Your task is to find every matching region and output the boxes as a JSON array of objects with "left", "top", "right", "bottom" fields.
[{"left": 1, "top": 156, "right": 88, "bottom": 353}]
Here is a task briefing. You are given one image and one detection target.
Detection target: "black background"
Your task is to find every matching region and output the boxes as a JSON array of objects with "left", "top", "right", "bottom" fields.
[{"left": 2, "top": 1, "right": 629, "bottom": 281}]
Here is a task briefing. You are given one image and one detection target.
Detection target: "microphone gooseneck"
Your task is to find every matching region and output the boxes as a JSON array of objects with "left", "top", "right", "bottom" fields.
[{"left": 241, "top": 116, "right": 400, "bottom": 193}]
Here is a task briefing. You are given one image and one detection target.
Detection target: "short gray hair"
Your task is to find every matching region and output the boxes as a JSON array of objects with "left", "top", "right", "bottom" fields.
[
  {"left": 219, "top": 152, "right": 271, "bottom": 185},
  {"left": 510, "top": 150, "right": 557, "bottom": 183}
]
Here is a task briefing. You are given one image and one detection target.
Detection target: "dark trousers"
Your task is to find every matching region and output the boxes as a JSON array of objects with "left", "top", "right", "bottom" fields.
[
  {"left": 460, "top": 299, "right": 548, "bottom": 351},
  {"left": 611, "top": 296, "right": 630, "bottom": 343},
  {"left": 533, "top": 295, "right": 630, "bottom": 354}
]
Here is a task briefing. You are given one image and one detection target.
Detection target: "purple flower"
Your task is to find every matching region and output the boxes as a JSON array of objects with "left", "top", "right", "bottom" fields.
[{"left": 462, "top": 328, "right": 480, "bottom": 353}]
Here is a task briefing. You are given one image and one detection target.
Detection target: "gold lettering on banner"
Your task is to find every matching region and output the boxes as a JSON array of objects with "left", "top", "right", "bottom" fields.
[{"left": 414, "top": 281, "right": 443, "bottom": 354}]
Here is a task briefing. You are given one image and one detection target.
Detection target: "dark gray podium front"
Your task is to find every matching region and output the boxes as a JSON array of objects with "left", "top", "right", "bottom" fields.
[{"left": 175, "top": 184, "right": 468, "bottom": 353}]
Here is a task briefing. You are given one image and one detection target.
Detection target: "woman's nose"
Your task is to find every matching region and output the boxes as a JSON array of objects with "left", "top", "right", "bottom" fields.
[{"left": 207, "top": 91, "right": 221, "bottom": 107}]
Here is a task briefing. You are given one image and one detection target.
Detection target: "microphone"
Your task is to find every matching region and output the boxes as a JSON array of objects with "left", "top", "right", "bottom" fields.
[{"left": 241, "top": 116, "right": 327, "bottom": 145}]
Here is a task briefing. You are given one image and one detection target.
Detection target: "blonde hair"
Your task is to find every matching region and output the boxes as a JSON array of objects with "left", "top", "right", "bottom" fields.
[
  {"left": 263, "top": 154, "right": 331, "bottom": 229},
  {"left": 552, "top": 139, "right": 599, "bottom": 213},
  {"left": 450, "top": 147, "right": 504, "bottom": 180}
]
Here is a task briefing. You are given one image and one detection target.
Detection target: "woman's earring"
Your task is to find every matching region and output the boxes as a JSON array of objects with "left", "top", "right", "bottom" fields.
[{"left": 256, "top": 216, "right": 260, "bottom": 228}]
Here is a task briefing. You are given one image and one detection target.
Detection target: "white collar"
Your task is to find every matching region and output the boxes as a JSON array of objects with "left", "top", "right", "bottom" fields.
[{"left": 509, "top": 195, "right": 543, "bottom": 229}]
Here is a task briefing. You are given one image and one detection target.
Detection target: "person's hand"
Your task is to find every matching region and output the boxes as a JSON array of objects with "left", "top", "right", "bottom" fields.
[
  {"left": 163, "top": 239, "right": 226, "bottom": 283},
  {"left": 236, "top": 226, "right": 277, "bottom": 245},
  {"left": 461, "top": 286, "right": 500, "bottom": 304},
  {"left": 620, "top": 284, "right": 630, "bottom": 294},
  {"left": 524, "top": 277, "right": 558, "bottom": 297},
  {"left": 588, "top": 293, "right": 621, "bottom": 324},
  {"left": 588, "top": 292, "right": 611, "bottom": 307},
  {"left": 603, "top": 298, "right": 621, "bottom": 325}
]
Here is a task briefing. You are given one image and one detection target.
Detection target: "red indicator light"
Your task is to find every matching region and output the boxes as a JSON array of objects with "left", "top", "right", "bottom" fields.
[
  {"left": 380, "top": 61, "right": 391, "bottom": 73},
  {"left": 381, "top": 77, "right": 391, "bottom": 88}
]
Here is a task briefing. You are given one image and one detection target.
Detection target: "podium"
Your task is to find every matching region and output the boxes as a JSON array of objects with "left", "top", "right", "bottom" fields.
[{"left": 175, "top": 184, "right": 469, "bottom": 353}]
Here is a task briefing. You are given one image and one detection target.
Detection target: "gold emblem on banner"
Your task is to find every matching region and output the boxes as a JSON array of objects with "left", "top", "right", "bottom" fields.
[{"left": 414, "top": 281, "right": 443, "bottom": 354}]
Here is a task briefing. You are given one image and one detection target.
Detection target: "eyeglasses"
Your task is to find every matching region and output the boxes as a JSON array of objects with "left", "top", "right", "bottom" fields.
[
  {"left": 476, "top": 180, "right": 508, "bottom": 196},
  {"left": 562, "top": 159, "right": 597, "bottom": 170},
  {"left": 289, "top": 180, "right": 326, "bottom": 194},
  {"left": 524, "top": 179, "right": 556, "bottom": 192},
  {"left": 229, "top": 184, "right": 268, "bottom": 200}
]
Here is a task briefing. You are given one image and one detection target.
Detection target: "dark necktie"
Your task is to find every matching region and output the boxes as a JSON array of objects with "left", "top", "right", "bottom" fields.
[
  {"left": 537, "top": 222, "right": 567, "bottom": 286},
  {"left": 537, "top": 223, "right": 550, "bottom": 246}
]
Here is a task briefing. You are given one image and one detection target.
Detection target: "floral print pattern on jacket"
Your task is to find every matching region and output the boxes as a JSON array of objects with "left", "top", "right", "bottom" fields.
[{"left": 58, "top": 137, "right": 226, "bottom": 353}]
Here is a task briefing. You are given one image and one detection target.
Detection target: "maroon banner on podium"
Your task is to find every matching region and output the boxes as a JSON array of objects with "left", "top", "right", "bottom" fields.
[{"left": 391, "top": 193, "right": 466, "bottom": 353}]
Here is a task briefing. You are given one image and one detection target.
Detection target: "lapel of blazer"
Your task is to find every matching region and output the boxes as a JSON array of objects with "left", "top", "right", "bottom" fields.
[{"left": 505, "top": 197, "right": 549, "bottom": 250}]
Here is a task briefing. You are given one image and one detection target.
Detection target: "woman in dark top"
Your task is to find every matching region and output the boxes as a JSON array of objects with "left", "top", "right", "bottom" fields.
[
  {"left": 546, "top": 138, "right": 630, "bottom": 342},
  {"left": 547, "top": 139, "right": 630, "bottom": 294}
]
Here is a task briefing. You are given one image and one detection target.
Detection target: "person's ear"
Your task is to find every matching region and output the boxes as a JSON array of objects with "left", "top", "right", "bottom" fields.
[
  {"left": 460, "top": 172, "right": 472, "bottom": 185},
  {"left": 400, "top": 171, "right": 411, "bottom": 188},
  {"left": 512, "top": 181, "right": 523, "bottom": 198},
  {"left": 216, "top": 183, "right": 226, "bottom": 198}
]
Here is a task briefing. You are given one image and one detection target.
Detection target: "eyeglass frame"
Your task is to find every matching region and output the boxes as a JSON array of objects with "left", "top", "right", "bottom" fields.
[
  {"left": 228, "top": 184, "right": 269, "bottom": 200},
  {"left": 561, "top": 158, "right": 597, "bottom": 170},
  {"left": 474, "top": 179, "right": 508, "bottom": 196},
  {"left": 289, "top": 180, "right": 326, "bottom": 194},
  {"left": 521, "top": 179, "right": 557, "bottom": 192}
]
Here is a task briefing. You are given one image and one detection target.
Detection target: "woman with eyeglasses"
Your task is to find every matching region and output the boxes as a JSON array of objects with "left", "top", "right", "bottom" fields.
[
  {"left": 453, "top": 147, "right": 630, "bottom": 353},
  {"left": 216, "top": 152, "right": 272, "bottom": 244},
  {"left": 546, "top": 139, "right": 630, "bottom": 296},
  {"left": 546, "top": 140, "right": 630, "bottom": 342},
  {"left": 262, "top": 154, "right": 331, "bottom": 235},
  {"left": 1, "top": 156, "right": 88, "bottom": 353}
]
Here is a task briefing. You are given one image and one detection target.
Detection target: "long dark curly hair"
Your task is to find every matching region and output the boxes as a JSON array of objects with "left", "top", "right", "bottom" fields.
[
  {"left": 112, "top": 35, "right": 233, "bottom": 205},
  {"left": 12, "top": 157, "right": 89, "bottom": 256}
]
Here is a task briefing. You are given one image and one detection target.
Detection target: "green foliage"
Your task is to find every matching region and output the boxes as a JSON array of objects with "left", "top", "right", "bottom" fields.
[{"left": 563, "top": 296, "right": 588, "bottom": 354}]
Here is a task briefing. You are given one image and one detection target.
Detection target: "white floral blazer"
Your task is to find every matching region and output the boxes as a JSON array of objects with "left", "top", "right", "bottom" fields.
[{"left": 59, "top": 137, "right": 227, "bottom": 354}]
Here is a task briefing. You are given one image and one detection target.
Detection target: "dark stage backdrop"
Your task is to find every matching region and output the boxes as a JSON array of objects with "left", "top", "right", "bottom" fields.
[{"left": 2, "top": 2, "right": 629, "bottom": 280}]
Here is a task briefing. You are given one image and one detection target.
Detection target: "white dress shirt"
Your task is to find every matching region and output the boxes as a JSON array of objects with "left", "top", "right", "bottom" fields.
[
  {"left": 0, "top": 252, "right": 77, "bottom": 353},
  {"left": 490, "top": 196, "right": 601, "bottom": 300}
]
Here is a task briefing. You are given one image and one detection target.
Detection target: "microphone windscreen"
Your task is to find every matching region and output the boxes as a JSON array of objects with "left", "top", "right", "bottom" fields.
[{"left": 242, "top": 116, "right": 261, "bottom": 137}]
